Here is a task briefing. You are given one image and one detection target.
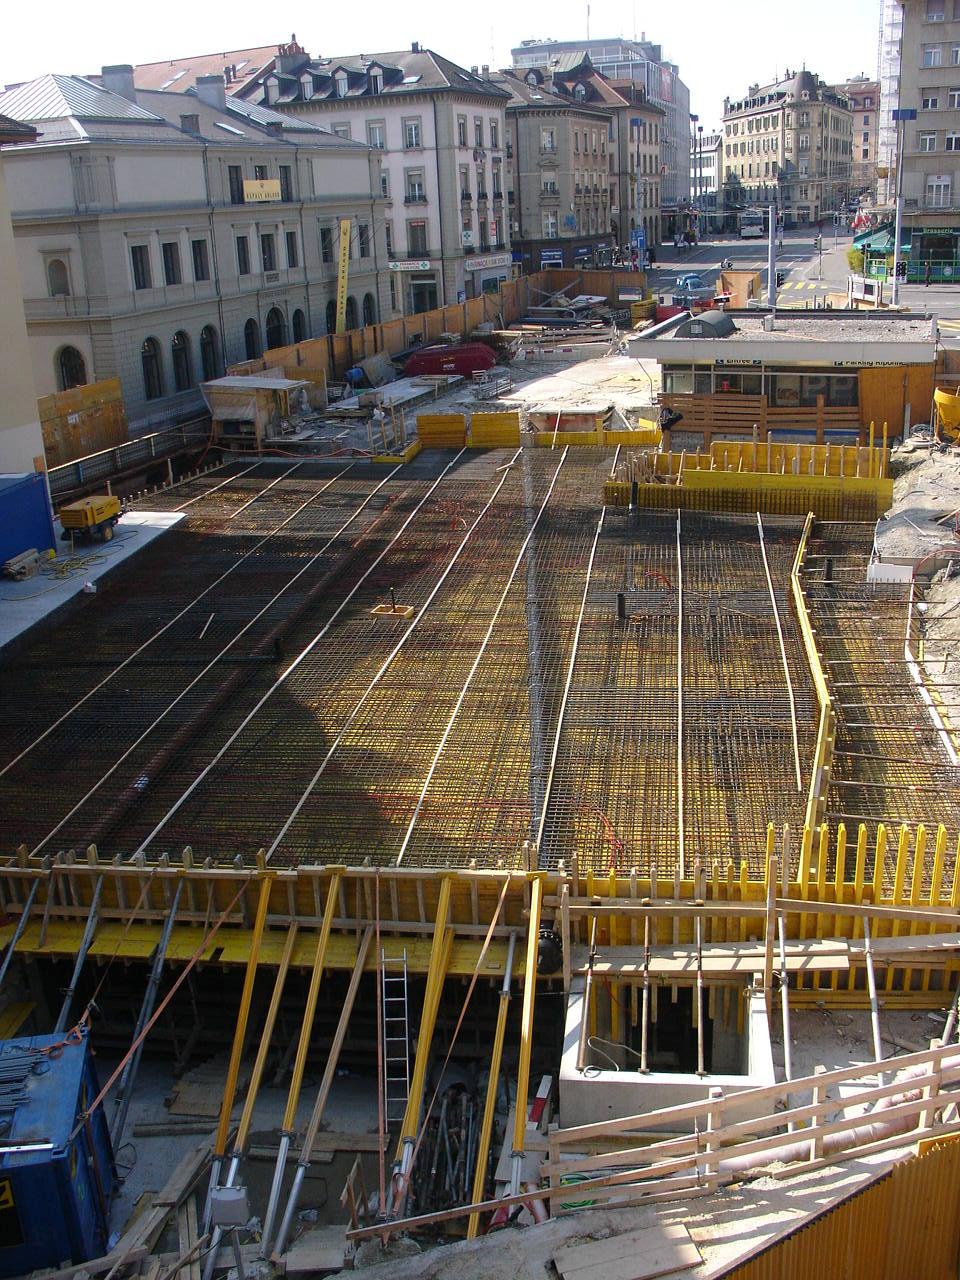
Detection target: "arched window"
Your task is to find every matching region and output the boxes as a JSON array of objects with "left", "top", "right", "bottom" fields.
[
  {"left": 573, "top": 83, "right": 587, "bottom": 102},
  {"left": 265, "top": 306, "right": 287, "bottom": 349},
  {"left": 200, "top": 325, "right": 220, "bottom": 381},
  {"left": 141, "top": 337, "right": 163, "bottom": 400},
  {"left": 325, "top": 300, "right": 337, "bottom": 333},
  {"left": 292, "top": 308, "right": 306, "bottom": 343},
  {"left": 57, "top": 345, "right": 86, "bottom": 391},
  {"left": 244, "top": 318, "right": 261, "bottom": 360},
  {"left": 362, "top": 292, "right": 377, "bottom": 326},
  {"left": 171, "top": 331, "right": 192, "bottom": 392},
  {"left": 344, "top": 296, "right": 358, "bottom": 330},
  {"left": 47, "top": 258, "right": 70, "bottom": 297}
]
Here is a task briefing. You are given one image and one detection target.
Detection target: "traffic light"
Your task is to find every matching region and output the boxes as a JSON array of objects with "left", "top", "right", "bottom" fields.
[
  {"left": 896, "top": 260, "right": 907, "bottom": 279},
  {"left": 776, "top": 271, "right": 786, "bottom": 288},
  {"left": 814, "top": 236, "right": 822, "bottom": 251}
]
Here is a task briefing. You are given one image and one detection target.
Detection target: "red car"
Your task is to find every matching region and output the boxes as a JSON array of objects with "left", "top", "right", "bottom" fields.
[{"left": 404, "top": 343, "right": 496, "bottom": 377}]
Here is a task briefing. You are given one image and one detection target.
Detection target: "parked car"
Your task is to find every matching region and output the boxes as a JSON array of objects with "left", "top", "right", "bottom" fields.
[{"left": 674, "top": 273, "right": 714, "bottom": 303}]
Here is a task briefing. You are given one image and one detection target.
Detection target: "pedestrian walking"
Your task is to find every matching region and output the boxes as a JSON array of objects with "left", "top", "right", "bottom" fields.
[{"left": 925, "top": 260, "right": 932, "bottom": 287}]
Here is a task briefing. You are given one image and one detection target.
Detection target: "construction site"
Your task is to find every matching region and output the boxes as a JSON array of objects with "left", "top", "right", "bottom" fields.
[{"left": 2, "top": 288, "right": 960, "bottom": 1280}]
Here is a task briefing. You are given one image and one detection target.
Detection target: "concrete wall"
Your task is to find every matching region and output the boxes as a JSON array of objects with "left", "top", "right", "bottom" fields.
[
  {"left": 0, "top": 152, "right": 44, "bottom": 472},
  {"left": 559, "top": 979, "right": 776, "bottom": 1132}
]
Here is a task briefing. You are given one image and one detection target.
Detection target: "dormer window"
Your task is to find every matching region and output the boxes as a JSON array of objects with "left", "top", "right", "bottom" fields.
[
  {"left": 335, "top": 71, "right": 348, "bottom": 98},
  {"left": 526, "top": 70, "right": 538, "bottom": 86},
  {"left": 573, "top": 83, "right": 586, "bottom": 101},
  {"left": 370, "top": 68, "right": 383, "bottom": 93},
  {"left": 300, "top": 72, "right": 313, "bottom": 98}
]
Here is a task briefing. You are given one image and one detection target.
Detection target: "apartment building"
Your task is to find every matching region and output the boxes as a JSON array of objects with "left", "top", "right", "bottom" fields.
[
  {"left": 896, "top": 0, "right": 960, "bottom": 271},
  {"left": 835, "top": 75, "right": 880, "bottom": 197},
  {"left": 225, "top": 44, "right": 514, "bottom": 308},
  {"left": 0, "top": 67, "right": 389, "bottom": 430},
  {"left": 878, "top": 0, "right": 905, "bottom": 205},
  {"left": 512, "top": 36, "right": 689, "bottom": 213},
  {"left": 693, "top": 131, "right": 722, "bottom": 222},
  {"left": 497, "top": 54, "right": 663, "bottom": 266},
  {"left": 722, "top": 70, "right": 854, "bottom": 224},
  {"left": 497, "top": 68, "right": 613, "bottom": 270},
  {"left": 0, "top": 113, "right": 44, "bottom": 474}
]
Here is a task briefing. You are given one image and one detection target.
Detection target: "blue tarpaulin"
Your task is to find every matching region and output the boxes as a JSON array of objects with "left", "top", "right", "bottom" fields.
[{"left": 0, "top": 474, "right": 56, "bottom": 564}]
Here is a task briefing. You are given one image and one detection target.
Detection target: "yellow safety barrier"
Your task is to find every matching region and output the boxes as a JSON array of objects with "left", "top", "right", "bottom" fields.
[
  {"left": 416, "top": 413, "right": 468, "bottom": 448},
  {"left": 606, "top": 472, "right": 891, "bottom": 520},
  {"left": 469, "top": 412, "right": 522, "bottom": 449}
]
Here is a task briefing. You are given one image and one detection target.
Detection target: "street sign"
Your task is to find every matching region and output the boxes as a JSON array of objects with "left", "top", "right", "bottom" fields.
[{"left": 630, "top": 227, "right": 646, "bottom": 250}]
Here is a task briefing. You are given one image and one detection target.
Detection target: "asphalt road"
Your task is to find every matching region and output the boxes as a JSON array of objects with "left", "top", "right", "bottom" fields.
[{"left": 646, "top": 230, "right": 960, "bottom": 341}]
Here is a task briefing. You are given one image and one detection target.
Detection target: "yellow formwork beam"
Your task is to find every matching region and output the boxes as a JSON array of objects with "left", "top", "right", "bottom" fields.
[
  {"left": 511, "top": 875, "right": 545, "bottom": 1184},
  {"left": 214, "top": 877, "right": 272, "bottom": 1159},
  {"left": 467, "top": 931, "right": 516, "bottom": 1240},
  {"left": 392, "top": 877, "right": 453, "bottom": 1211}
]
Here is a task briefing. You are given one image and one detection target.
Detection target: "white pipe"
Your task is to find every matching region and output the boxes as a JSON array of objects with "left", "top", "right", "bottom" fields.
[{"left": 719, "top": 1054, "right": 960, "bottom": 1177}]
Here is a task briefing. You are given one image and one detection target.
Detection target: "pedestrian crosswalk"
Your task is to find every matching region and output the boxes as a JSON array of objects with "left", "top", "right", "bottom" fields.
[
  {"left": 777, "top": 280, "right": 823, "bottom": 291},
  {"left": 937, "top": 317, "right": 960, "bottom": 332}
]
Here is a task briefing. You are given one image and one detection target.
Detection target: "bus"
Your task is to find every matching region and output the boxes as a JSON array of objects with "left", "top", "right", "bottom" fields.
[{"left": 739, "top": 210, "right": 765, "bottom": 239}]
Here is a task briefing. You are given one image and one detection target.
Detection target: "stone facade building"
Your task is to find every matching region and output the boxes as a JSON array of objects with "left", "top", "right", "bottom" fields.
[
  {"left": 0, "top": 67, "right": 390, "bottom": 430},
  {"left": 895, "top": 0, "right": 960, "bottom": 268},
  {"left": 834, "top": 75, "right": 880, "bottom": 198},
  {"left": 243, "top": 45, "right": 512, "bottom": 308},
  {"left": 0, "top": 113, "right": 44, "bottom": 473},
  {"left": 511, "top": 36, "right": 689, "bottom": 218},
  {"left": 722, "top": 70, "right": 854, "bottom": 224}
]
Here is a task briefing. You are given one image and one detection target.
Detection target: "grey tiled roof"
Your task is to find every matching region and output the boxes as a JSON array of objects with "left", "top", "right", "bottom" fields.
[{"left": 0, "top": 74, "right": 161, "bottom": 123}]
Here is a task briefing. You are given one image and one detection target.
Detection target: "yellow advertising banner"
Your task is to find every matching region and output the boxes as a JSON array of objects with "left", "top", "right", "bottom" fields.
[
  {"left": 243, "top": 179, "right": 282, "bottom": 203},
  {"left": 335, "top": 218, "right": 351, "bottom": 334}
]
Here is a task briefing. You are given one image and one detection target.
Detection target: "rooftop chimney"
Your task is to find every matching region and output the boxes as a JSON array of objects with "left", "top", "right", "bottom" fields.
[
  {"left": 411, "top": 41, "right": 421, "bottom": 53},
  {"left": 481, "top": 64, "right": 489, "bottom": 79},
  {"left": 196, "top": 74, "right": 227, "bottom": 112},
  {"left": 101, "top": 64, "right": 137, "bottom": 103}
]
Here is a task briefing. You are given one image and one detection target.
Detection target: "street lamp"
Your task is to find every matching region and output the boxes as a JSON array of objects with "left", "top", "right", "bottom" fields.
[
  {"left": 690, "top": 113, "right": 699, "bottom": 233},
  {"left": 891, "top": 107, "right": 917, "bottom": 305}
]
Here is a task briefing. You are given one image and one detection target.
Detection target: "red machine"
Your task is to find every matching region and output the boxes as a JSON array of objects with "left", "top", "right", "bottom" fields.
[{"left": 403, "top": 343, "right": 496, "bottom": 378}]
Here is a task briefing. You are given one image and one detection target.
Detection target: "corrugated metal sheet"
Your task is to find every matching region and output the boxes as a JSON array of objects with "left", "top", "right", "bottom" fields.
[
  {"left": 723, "top": 1138, "right": 960, "bottom": 1279},
  {"left": 0, "top": 74, "right": 160, "bottom": 123}
]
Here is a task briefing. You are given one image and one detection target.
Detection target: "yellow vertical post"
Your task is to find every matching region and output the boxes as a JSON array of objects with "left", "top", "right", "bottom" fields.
[
  {"left": 763, "top": 852, "right": 777, "bottom": 1015},
  {"left": 213, "top": 876, "right": 272, "bottom": 1161},
  {"left": 260, "top": 871, "right": 341, "bottom": 1254},
  {"left": 511, "top": 874, "right": 545, "bottom": 1195},
  {"left": 335, "top": 219, "right": 351, "bottom": 334},
  {"left": 881, "top": 423, "right": 889, "bottom": 476},
  {"left": 923, "top": 826, "right": 947, "bottom": 993},
  {"left": 813, "top": 824, "right": 828, "bottom": 992},
  {"left": 886, "top": 827, "right": 911, "bottom": 993},
  {"left": 868, "top": 421, "right": 875, "bottom": 478},
  {"left": 904, "top": 824, "right": 927, "bottom": 994},
  {"left": 392, "top": 877, "right": 453, "bottom": 1208},
  {"left": 849, "top": 826, "right": 868, "bottom": 991},
  {"left": 608, "top": 867, "right": 619, "bottom": 1046},
  {"left": 799, "top": 824, "right": 813, "bottom": 940},
  {"left": 872, "top": 824, "right": 888, "bottom": 914},
  {"left": 467, "top": 932, "right": 516, "bottom": 1239},
  {"left": 739, "top": 860, "right": 749, "bottom": 943},
  {"left": 832, "top": 823, "right": 846, "bottom": 991}
]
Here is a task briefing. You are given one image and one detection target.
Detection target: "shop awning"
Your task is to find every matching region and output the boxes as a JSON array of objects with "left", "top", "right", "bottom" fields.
[{"left": 854, "top": 224, "right": 911, "bottom": 254}]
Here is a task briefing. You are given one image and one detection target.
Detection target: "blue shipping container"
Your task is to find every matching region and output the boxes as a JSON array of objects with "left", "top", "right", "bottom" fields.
[
  {"left": 0, "top": 474, "right": 56, "bottom": 565},
  {"left": 0, "top": 1029, "right": 115, "bottom": 1276}
]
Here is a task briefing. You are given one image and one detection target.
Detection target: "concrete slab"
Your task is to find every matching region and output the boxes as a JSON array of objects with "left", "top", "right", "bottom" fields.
[{"left": 0, "top": 509, "right": 183, "bottom": 651}]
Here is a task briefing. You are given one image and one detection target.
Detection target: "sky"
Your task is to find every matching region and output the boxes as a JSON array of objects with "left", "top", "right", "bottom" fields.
[{"left": 1, "top": 0, "right": 883, "bottom": 128}]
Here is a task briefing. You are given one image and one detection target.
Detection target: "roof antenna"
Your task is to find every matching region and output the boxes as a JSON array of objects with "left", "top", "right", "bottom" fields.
[{"left": 586, "top": 2, "right": 590, "bottom": 39}]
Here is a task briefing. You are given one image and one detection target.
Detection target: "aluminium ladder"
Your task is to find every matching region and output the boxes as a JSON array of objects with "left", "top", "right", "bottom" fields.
[{"left": 380, "top": 947, "right": 411, "bottom": 1127}]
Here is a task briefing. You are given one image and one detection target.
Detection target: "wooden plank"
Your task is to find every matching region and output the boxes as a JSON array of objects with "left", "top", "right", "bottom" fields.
[{"left": 554, "top": 1223, "right": 700, "bottom": 1280}]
